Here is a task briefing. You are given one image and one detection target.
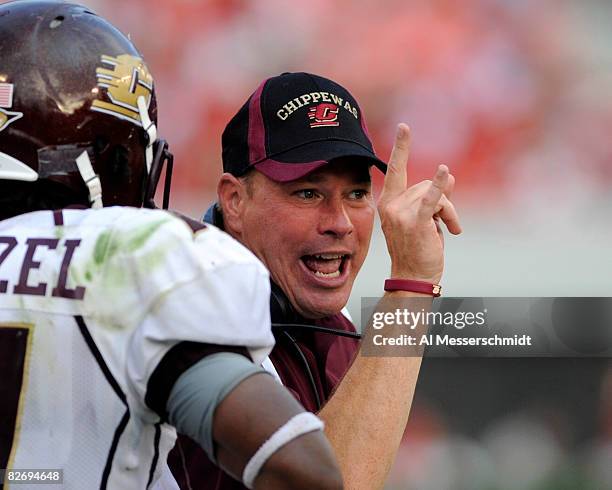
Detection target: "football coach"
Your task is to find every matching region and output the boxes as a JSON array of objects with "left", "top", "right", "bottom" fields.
[{"left": 169, "top": 72, "right": 462, "bottom": 489}]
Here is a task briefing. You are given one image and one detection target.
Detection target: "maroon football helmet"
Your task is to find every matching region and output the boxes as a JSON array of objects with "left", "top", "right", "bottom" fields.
[{"left": 0, "top": 1, "right": 172, "bottom": 209}]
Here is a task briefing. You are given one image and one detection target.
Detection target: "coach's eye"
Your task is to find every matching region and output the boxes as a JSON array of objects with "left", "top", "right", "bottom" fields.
[
  {"left": 349, "top": 189, "right": 369, "bottom": 200},
  {"left": 295, "top": 189, "right": 317, "bottom": 200}
]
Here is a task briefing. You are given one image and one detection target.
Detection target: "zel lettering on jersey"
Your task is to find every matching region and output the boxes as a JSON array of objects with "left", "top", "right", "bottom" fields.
[{"left": 0, "top": 236, "right": 85, "bottom": 299}]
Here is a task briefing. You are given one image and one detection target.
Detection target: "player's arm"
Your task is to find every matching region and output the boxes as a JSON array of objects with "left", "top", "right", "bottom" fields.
[
  {"left": 317, "top": 124, "right": 462, "bottom": 490},
  {"left": 163, "top": 349, "right": 342, "bottom": 490}
]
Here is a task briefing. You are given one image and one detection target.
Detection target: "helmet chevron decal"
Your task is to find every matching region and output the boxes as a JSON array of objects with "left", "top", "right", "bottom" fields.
[{"left": 91, "top": 54, "right": 154, "bottom": 127}]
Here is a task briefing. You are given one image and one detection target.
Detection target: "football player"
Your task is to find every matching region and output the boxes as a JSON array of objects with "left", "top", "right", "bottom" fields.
[{"left": 0, "top": 2, "right": 341, "bottom": 489}]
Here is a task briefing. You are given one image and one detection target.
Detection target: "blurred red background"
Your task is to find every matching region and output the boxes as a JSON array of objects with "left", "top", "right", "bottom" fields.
[{"left": 89, "top": 0, "right": 612, "bottom": 215}]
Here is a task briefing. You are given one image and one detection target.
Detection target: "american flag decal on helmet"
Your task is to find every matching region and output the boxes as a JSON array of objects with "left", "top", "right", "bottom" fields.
[{"left": 0, "top": 83, "right": 14, "bottom": 108}]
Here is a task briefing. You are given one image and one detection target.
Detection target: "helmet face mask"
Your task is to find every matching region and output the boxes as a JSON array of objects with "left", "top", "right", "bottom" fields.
[{"left": 0, "top": 1, "right": 172, "bottom": 210}]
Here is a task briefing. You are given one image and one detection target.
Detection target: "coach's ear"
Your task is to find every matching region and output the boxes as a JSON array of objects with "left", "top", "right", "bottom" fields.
[{"left": 217, "top": 172, "right": 247, "bottom": 238}]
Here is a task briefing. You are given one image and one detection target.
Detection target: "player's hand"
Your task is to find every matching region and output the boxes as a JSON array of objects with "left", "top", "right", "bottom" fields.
[{"left": 377, "top": 123, "right": 462, "bottom": 284}]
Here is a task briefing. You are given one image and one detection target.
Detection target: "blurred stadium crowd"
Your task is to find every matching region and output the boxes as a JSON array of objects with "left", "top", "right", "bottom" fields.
[
  {"left": 68, "top": 0, "right": 612, "bottom": 488},
  {"left": 88, "top": 0, "right": 612, "bottom": 212}
]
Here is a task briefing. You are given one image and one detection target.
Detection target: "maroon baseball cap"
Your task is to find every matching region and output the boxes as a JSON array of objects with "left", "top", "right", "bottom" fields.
[{"left": 222, "top": 72, "right": 386, "bottom": 182}]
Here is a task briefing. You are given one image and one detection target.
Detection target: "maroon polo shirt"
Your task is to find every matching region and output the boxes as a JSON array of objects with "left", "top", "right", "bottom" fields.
[{"left": 167, "top": 310, "right": 359, "bottom": 489}]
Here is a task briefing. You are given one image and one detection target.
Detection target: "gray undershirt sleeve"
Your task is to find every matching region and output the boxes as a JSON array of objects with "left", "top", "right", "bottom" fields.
[{"left": 166, "top": 352, "right": 269, "bottom": 464}]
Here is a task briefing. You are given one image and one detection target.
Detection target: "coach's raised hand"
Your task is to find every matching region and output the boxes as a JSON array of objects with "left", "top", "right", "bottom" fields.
[{"left": 378, "top": 123, "right": 462, "bottom": 285}]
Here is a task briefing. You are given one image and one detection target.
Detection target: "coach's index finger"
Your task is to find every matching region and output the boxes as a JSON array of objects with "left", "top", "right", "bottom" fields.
[{"left": 382, "top": 123, "right": 411, "bottom": 197}]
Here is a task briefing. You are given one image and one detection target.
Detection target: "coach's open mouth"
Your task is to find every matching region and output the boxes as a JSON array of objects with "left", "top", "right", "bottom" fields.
[{"left": 300, "top": 253, "right": 349, "bottom": 279}]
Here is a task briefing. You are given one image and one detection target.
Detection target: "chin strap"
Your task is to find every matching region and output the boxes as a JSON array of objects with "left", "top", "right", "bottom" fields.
[
  {"left": 76, "top": 151, "right": 103, "bottom": 209},
  {"left": 137, "top": 95, "right": 157, "bottom": 174}
]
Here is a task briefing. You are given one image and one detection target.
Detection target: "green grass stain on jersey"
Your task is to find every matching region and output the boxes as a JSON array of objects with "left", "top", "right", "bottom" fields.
[
  {"left": 123, "top": 220, "right": 170, "bottom": 253},
  {"left": 93, "top": 231, "right": 118, "bottom": 266},
  {"left": 66, "top": 218, "right": 173, "bottom": 293},
  {"left": 61, "top": 214, "right": 183, "bottom": 332},
  {"left": 93, "top": 219, "right": 169, "bottom": 264},
  {"left": 82, "top": 218, "right": 172, "bottom": 286}
]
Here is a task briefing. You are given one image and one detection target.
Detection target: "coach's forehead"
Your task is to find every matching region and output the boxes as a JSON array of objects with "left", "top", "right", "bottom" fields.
[
  {"left": 248, "top": 159, "right": 372, "bottom": 190},
  {"left": 296, "top": 158, "right": 372, "bottom": 184}
]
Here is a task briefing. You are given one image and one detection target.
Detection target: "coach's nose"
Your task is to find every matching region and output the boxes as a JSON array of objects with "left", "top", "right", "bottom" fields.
[{"left": 317, "top": 197, "right": 354, "bottom": 238}]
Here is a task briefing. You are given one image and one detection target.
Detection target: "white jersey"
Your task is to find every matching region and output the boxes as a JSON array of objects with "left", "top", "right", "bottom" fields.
[{"left": 0, "top": 207, "right": 274, "bottom": 489}]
